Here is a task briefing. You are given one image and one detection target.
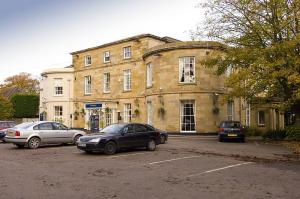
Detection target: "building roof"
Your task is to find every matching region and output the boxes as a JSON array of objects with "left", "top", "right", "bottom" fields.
[
  {"left": 143, "top": 41, "right": 225, "bottom": 59},
  {"left": 70, "top": 34, "right": 180, "bottom": 55},
  {"left": 41, "top": 67, "right": 74, "bottom": 76}
]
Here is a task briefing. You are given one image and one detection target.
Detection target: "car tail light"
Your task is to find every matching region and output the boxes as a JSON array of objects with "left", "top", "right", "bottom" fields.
[
  {"left": 15, "top": 131, "right": 20, "bottom": 136},
  {"left": 219, "top": 128, "right": 224, "bottom": 133}
]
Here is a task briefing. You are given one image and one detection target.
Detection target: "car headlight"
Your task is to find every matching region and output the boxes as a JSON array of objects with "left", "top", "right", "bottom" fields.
[{"left": 89, "top": 138, "right": 101, "bottom": 143}]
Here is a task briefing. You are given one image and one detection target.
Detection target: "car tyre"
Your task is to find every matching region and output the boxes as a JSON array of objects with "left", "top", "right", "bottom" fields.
[
  {"left": 73, "top": 134, "right": 82, "bottom": 144},
  {"left": 147, "top": 139, "right": 156, "bottom": 151},
  {"left": 218, "top": 136, "right": 223, "bottom": 142},
  {"left": 240, "top": 137, "right": 245, "bottom": 143},
  {"left": 104, "top": 141, "right": 117, "bottom": 155},
  {"left": 160, "top": 135, "right": 166, "bottom": 144},
  {"left": 28, "top": 137, "right": 41, "bottom": 149}
]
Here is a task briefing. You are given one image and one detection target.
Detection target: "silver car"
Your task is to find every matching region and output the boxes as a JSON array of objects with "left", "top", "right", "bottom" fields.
[{"left": 4, "top": 121, "right": 86, "bottom": 149}]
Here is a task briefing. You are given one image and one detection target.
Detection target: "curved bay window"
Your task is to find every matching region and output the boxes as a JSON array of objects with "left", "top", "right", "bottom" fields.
[{"left": 180, "top": 100, "right": 196, "bottom": 132}]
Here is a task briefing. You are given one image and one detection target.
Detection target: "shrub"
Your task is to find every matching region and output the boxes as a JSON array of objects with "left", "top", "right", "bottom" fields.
[
  {"left": 262, "top": 130, "right": 287, "bottom": 140},
  {"left": 245, "top": 127, "right": 263, "bottom": 137},
  {"left": 285, "top": 125, "right": 300, "bottom": 141},
  {"left": 11, "top": 93, "right": 39, "bottom": 118}
]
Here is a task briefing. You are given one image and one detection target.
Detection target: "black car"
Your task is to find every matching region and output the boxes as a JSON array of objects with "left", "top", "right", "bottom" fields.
[
  {"left": 218, "top": 121, "right": 245, "bottom": 142},
  {"left": 145, "top": 124, "right": 168, "bottom": 144},
  {"left": 77, "top": 123, "right": 161, "bottom": 155}
]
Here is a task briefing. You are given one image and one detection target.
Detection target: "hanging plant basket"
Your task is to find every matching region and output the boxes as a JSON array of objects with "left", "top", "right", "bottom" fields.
[
  {"left": 134, "top": 109, "right": 140, "bottom": 117},
  {"left": 212, "top": 107, "right": 220, "bottom": 115},
  {"left": 158, "top": 107, "right": 166, "bottom": 119}
]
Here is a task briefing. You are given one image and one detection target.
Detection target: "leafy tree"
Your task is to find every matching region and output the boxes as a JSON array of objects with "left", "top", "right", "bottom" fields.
[
  {"left": 11, "top": 94, "right": 39, "bottom": 118},
  {"left": 193, "top": 0, "right": 300, "bottom": 109},
  {"left": 0, "top": 96, "right": 13, "bottom": 120},
  {"left": 0, "top": 73, "right": 39, "bottom": 98}
]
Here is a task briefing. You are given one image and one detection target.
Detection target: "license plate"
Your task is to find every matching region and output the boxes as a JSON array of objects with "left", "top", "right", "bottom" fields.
[
  {"left": 78, "top": 143, "right": 86, "bottom": 147},
  {"left": 7, "top": 131, "right": 14, "bottom": 136},
  {"left": 228, "top": 133, "right": 237, "bottom": 137}
]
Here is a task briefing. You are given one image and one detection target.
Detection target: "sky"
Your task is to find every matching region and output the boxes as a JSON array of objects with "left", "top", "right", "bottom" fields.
[{"left": 0, "top": 0, "right": 204, "bottom": 83}]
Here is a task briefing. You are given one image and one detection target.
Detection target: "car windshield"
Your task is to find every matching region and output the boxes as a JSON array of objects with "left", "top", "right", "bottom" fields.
[
  {"left": 222, "top": 122, "right": 241, "bottom": 128},
  {"left": 100, "top": 124, "right": 125, "bottom": 134}
]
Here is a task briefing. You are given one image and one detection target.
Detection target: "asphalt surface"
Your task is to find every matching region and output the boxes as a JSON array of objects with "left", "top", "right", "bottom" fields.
[{"left": 0, "top": 136, "right": 299, "bottom": 199}]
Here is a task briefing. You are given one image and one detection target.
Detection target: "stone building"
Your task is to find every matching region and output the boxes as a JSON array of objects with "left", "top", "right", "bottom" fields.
[
  {"left": 39, "top": 67, "right": 74, "bottom": 127},
  {"left": 70, "top": 34, "right": 232, "bottom": 133}
]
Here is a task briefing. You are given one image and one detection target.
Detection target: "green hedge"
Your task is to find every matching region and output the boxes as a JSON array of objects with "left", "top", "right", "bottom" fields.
[
  {"left": 286, "top": 125, "right": 300, "bottom": 141},
  {"left": 11, "top": 94, "right": 39, "bottom": 118},
  {"left": 262, "top": 130, "right": 287, "bottom": 140}
]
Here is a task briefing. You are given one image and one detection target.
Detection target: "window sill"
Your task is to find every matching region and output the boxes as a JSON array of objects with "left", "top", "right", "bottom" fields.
[
  {"left": 123, "top": 57, "right": 132, "bottom": 60},
  {"left": 53, "top": 95, "right": 63, "bottom": 97},
  {"left": 84, "top": 65, "right": 92, "bottom": 67},
  {"left": 103, "top": 91, "right": 111, "bottom": 94},
  {"left": 123, "top": 90, "right": 132, "bottom": 93},
  {"left": 84, "top": 93, "right": 92, "bottom": 96},
  {"left": 103, "top": 61, "right": 111, "bottom": 64},
  {"left": 257, "top": 124, "right": 266, "bottom": 127},
  {"left": 146, "top": 86, "right": 153, "bottom": 89},
  {"left": 178, "top": 82, "right": 197, "bottom": 85}
]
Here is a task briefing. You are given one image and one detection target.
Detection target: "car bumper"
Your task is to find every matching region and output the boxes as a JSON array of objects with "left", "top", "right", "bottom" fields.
[
  {"left": 4, "top": 137, "right": 27, "bottom": 144},
  {"left": 77, "top": 142, "right": 105, "bottom": 152},
  {"left": 219, "top": 133, "right": 245, "bottom": 140}
]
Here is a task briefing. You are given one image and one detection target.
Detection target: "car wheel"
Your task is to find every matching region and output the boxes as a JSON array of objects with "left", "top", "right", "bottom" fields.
[
  {"left": 28, "top": 137, "right": 40, "bottom": 149},
  {"left": 218, "top": 136, "right": 223, "bottom": 142},
  {"left": 147, "top": 139, "right": 156, "bottom": 151},
  {"left": 104, "top": 141, "right": 117, "bottom": 155},
  {"left": 160, "top": 135, "right": 166, "bottom": 144},
  {"left": 73, "top": 135, "right": 82, "bottom": 144},
  {"left": 15, "top": 144, "right": 25, "bottom": 148}
]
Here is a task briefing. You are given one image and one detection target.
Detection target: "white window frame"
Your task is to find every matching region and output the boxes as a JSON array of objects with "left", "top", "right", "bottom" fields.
[
  {"left": 85, "top": 55, "right": 92, "bottom": 66},
  {"left": 123, "top": 69, "right": 131, "bottom": 91},
  {"left": 84, "top": 76, "right": 92, "bottom": 95},
  {"left": 180, "top": 100, "right": 196, "bottom": 133},
  {"left": 124, "top": 103, "right": 132, "bottom": 123},
  {"left": 258, "top": 110, "right": 265, "bottom": 126},
  {"left": 179, "top": 57, "right": 195, "bottom": 83},
  {"left": 54, "top": 78, "right": 63, "bottom": 96},
  {"left": 105, "top": 108, "right": 112, "bottom": 126},
  {"left": 227, "top": 101, "right": 234, "bottom": 121},
  {"left": 147, "top": 101, "right": 153, "bottom": 125},
  {"left": 103, "top": 73, "right": 110, "bottom": 93},
  {"left": 123, "top": 46, "right": 131, "bottom": 59},
  {"left": 54, "top": 106, "right": 63, "bottom": 122},
  {"left": 146, "top": 63, "right": 153, "bottom": 87},
  {"left": 103, "top": 51, "right": 110, "bottom": 63}
]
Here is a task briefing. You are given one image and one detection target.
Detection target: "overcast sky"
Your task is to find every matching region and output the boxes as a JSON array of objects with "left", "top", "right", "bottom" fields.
[{"left": 0, "top": 0, "right": 204, "bottom": 83}]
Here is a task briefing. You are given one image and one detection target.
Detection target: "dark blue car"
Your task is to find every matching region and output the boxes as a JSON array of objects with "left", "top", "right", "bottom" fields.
[{"left": 0, "top": 121, "right": 16, "bottom": 142}]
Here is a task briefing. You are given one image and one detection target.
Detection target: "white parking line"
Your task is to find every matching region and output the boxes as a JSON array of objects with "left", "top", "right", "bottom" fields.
[
  {"left": 106, "top": 152, "right": 150, "bottom": 159},
  {"left": 187, "top": 162, "right": 253, "bottom": 178},
  {"left": 146, "top": 155, "right": 202, "bottom": 165}
]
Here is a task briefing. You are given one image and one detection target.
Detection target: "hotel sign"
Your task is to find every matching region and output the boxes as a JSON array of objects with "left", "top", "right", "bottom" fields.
[{"left": 85, "top": 103, "right": 102, "bottom": 109}]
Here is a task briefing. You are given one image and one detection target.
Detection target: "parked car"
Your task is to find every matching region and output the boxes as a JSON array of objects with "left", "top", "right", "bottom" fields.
[
  {"left": 145, "top": 124, "right": 168, "bottom": 144},
  {"left": 77, "top": 123, "right": 161, "bottom": 155},
  {"left": 218, "top": 121, "right": 245, "bottom": 142},
  {"left": 4, "top": 121, "right": 85, "bottom": 149},
  {"left": 0, "top": 121, "right": 16, "bottom": 142}
]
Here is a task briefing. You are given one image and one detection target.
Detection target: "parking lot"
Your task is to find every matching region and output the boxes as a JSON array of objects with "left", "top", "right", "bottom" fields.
[{"left": 1, "top": 136, "right": 300, "bottom": 199}]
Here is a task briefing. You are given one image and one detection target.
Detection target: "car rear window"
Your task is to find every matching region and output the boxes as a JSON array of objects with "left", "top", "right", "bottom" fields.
[
  {"left": 14, "top": 122, "right": 35, "bottom": 129},
  {"left": 221, "top": 122, "right": 241, "bottom": 128},
  {"left": 0, "top": 121, "right": 16, "bottom": 129}
]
